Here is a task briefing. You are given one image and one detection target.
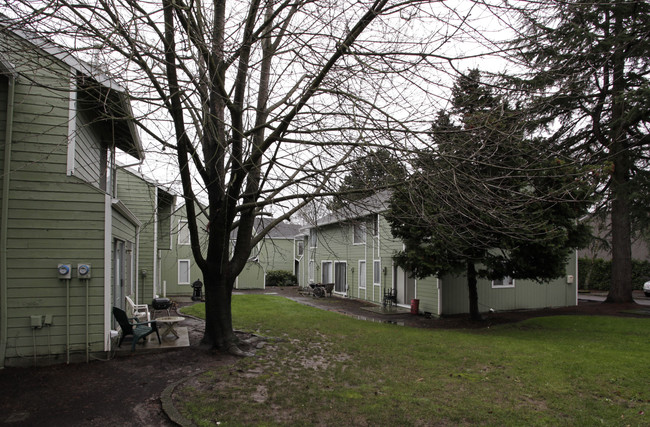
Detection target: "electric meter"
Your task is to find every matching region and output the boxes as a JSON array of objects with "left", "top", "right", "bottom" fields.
[
  {"left": 57, "top": 264, "right": 71, "bottom": 279},
  {"left": 78, "top": 264, "right": 91, "bottom": 279}
]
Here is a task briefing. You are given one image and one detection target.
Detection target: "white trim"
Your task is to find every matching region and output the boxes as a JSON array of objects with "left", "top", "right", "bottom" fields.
[
  {"left": 574, "top": 249, "right": 579, "bottom": 305},
  {"left": 111, "top": 199, "right": 142, "bottom": 227},
  {"left": 295, "top": 238, "right": 304, "bottom": 257},
  {"left": 103, "top": 194, "right": 112, "bottom": 351},
  {"left": 334, "top": 261, "right": 347, "bottom": 295},
  {"left": 321, "top": 260, "right": 333, "bottom": 283},
  {"left": 352, "top": 222, "right": 366, "bottom": 245},
  {"left": 66, "top": 73, "right": 77, "bottom": 176},
  {"left": 358, "top": 260, "right": 366, "bottom": 290},
  {"left": 153, "top": 190, "right": 159, "bottom": 297},
  {"left": 308, "top": 259, "right": 315, "bottom": 284},
  {"left": 309, "top": 228, "right": 317, "bottom": 248},
  {"left": 491, "top": 276, "right": 515, "bottom": 288},
  {"left": 178, "top": 259, "right": 191, "bottom": 285},
  {"left": 437, "top": 277, "right": 441, "bottom": 316},
  {"left": 372, "top": 259, "right": 381, "bottom": 286}
]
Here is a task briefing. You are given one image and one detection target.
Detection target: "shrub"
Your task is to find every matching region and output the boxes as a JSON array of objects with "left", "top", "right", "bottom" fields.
[
  {"left": 579, "top": 258, "right": 650, "bottom": 290},
  {"left": 266, "top": 270, "right": 297, "bottom": 287}
]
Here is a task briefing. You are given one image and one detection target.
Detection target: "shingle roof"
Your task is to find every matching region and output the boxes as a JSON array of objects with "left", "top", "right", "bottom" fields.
[
  {"left": 303, "top": 190, "right": 392, "bottom": 230},
  {"left": 230, "top": 217, "right": 301, "bottom": 240}
]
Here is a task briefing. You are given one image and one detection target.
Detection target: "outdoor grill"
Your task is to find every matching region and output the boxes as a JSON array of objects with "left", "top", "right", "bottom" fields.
[{"left": 152, "top": 297, "right": 172, "bottom": 318}]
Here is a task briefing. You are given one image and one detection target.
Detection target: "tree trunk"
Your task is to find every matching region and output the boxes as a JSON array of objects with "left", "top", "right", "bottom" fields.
[
  {"left": 606, "top": 165, "right": 634, "bottom": 303},
  {"left": 201, "top": 271, "right": 238, "bottom": 351},
  {"left": 466, "top": 260, "right": 481, "bottom": 321},
  {"left": 605, "top": 4, "right": 634, "bottom": 304}
]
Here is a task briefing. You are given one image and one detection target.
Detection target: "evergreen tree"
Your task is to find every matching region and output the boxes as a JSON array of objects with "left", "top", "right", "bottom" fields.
[
  {"left": 329, "top": 148, "right": 407, "bottom": 211},
  {"left": 505, "top": 0, "right": 650, "bottom": 302},
  {"left": 387, "top": 70, "right": 592, "bottom": 320}
]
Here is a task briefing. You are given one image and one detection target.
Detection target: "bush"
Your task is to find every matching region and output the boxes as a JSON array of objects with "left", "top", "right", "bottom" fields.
[
  {"left": 266, "top": 270, "right": 297, "bottom": 287},
  {"left": 579, "top": 258, "right": 650, "bottom": 290}
]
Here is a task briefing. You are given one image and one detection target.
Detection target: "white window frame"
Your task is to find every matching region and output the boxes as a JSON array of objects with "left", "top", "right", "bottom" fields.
[
  {"left": 334, "top": 261, "right": 347, "bottom": 294},
  {"left": 353, "top": 222, "right": 366, "bottom": 245},
  {"left": 373, "top": 260, "right": 381, "bottom": 285},
  {"left": 309, "top": 228, "right": 317, "bottom": 248},
  {"left": 308, "top": 260, "right": 315, "bottom": 283},
  {"left": 358, "top": 260, "right": 366, "bottom": 290},
  {"left": 296, "top": 239, "right": 304, "bottom": 256},
  {"left": 321, "top": 260, "right": 333, "bottom": 283},
  {"left": 178, "top": 220, "right": 190, "bottom": 246},
  {"left": 372, "top": 214, "right": 379, "bottom": 237},
  {"left": 178, "top": 259, "right": 191, "bottom": 285},
  {"left": 492, "top": 276, "right": 515, "bottom": 288}
]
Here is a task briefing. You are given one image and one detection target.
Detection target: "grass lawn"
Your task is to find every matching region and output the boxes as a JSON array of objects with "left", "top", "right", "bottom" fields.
[{"left": 179, "top": 295, "right": 650, "bottom": 426}]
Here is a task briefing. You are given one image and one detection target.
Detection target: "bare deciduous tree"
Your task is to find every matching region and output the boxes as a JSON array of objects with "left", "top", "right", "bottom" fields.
[{"left": 4, "top": 0, "right": 492, "bottom": 354}]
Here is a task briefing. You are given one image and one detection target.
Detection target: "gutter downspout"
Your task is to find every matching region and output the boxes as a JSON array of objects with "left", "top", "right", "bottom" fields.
[
  {"left": 0, "top": 75, "right": 15, "bottom": 368},
  {"left": 152, "top": 188, "right": 159, "bottom": 298},
  {"left": 135, "top": 228, "right": 140, "bottom": 304}
]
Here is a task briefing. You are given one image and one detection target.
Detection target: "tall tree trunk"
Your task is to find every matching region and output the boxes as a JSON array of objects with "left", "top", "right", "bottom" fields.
[
  {"left": 202, "top": 273, "right": 236, "bottom": 349},
  {"left": 607, "top": 159, "right": 634, "bottom": 303},
  {"left": 466, "top": 260, "right": 481, "bottom": 321},
  {"left": 605, "top": 5, "right": 634, "bottom": 304}
]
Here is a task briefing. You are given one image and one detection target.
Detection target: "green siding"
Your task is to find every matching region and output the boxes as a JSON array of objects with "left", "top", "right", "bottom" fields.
[
  {"left": 74, "top": 108, "right": 104, "bottom": 188},
  {"left": 440, "top": 252, "right": 578, "bottom": 315},
  {"left": 308, "top": 211, "right": 577, "bottom": 317},
  {"left": 116, "top": 168, "right": 165, "bottom": 302},
  {"left": 0, "top": 31, "right": 129, "bottom": 365},
  {"left": 159, "top": 204, "right": 206, "bottom": 296},
  {"left": 236, "top": 238, "right": 296, "bottom": 289}
]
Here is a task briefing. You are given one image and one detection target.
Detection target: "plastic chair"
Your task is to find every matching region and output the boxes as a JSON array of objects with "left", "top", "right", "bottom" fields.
[
  {"left": 125, "top": 295, "right": 150, "bottom": 322},
  {"left": 112, "top": 307, "right": 160, "bottom": 352}
]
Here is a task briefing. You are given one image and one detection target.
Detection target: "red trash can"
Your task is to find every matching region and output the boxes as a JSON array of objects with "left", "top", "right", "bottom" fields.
[{"left": 410, "top": 299, "right": 419, "bottom": 315}]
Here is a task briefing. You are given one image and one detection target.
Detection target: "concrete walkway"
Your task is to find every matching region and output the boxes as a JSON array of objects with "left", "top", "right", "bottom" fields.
[{"left": 578, "top": 291, "right": 650, "bottom": 306}]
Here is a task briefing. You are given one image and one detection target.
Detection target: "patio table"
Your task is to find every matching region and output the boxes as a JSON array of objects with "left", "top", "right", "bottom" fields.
[{"left": 155, "top": 316, "right": 185, "bottom": 339}]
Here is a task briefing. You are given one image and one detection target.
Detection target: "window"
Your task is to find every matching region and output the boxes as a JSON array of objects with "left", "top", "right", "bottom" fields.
[
  {"left": 353, "top": 222, "right": 366, "bottom": 245},
  {"left": 309, "top": 260, "right": 315, "bottom": 283},
  {"left": 373, "top": 260, "right": 381, "bottom": 285},
  {"left": 178, "top": 220, "right": 190, "bottom": 246},
  {"left": 358, "top": 260, "right": 366, "bottom": 290},
  {"left": 321, "top": 261, "right": 332, "bottom": 283},
  {"left": 178, "top": 259, "right": 191, "bottom": 284},
  {"left": 373, "top": 215, "right": 379, "bottom": 237},
  {"left": 309, "top": 228, "right": 317, "bottom": 248},
  {"left": 334, "top": 262, "right": 347, "bottom": 293},
  {"left": 297, "top": 240, "right": 304, "bottom": 256},
  {"left": 492, "top": 276, "right": 515, "bottom": 288}
]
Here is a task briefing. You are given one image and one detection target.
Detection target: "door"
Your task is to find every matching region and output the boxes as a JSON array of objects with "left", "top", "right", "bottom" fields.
[
  {"left": 358, "top": 260, "right": 366, "bottom": 298},
  {"left": 394, "top": 265, "right": 416, "bottom": 305},
  {"left": 334, "top": 262, "right": 347, "bottom": 294}
]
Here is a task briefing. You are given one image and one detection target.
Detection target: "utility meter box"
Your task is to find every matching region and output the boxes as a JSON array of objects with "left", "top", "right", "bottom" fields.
[
  {"left": 78, "top": 264, "right": 91, "bottom": 279},
  {"left": 57, "top": 264, "right": 71, "bottom": 279},
  {"left": 30, "top": 315, "right": 43, "bottom": 329}
]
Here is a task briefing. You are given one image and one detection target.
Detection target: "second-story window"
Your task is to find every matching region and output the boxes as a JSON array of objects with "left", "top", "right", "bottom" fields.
[
  {"left": 353, "top": 222, "right": 366, "bottom": 245},
  {"left": 178, "top": 220, "right": 190, "bottom": 246},
  {"left": 309, "top": 228, "right": 317, "bottom": 248}
]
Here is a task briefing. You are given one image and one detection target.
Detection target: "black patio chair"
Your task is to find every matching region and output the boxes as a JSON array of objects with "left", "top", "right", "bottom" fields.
[{"left": 112, "top": 307, "right": 160, "bottom": 352}]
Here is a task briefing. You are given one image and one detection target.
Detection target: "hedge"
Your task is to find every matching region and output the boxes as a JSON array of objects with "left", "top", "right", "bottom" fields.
[
  {"left": 579, "top": 258, "right": 650, "bottom": 290},
  {"left": 265, "top": 270, "right": 298, "bottom": 287}
]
